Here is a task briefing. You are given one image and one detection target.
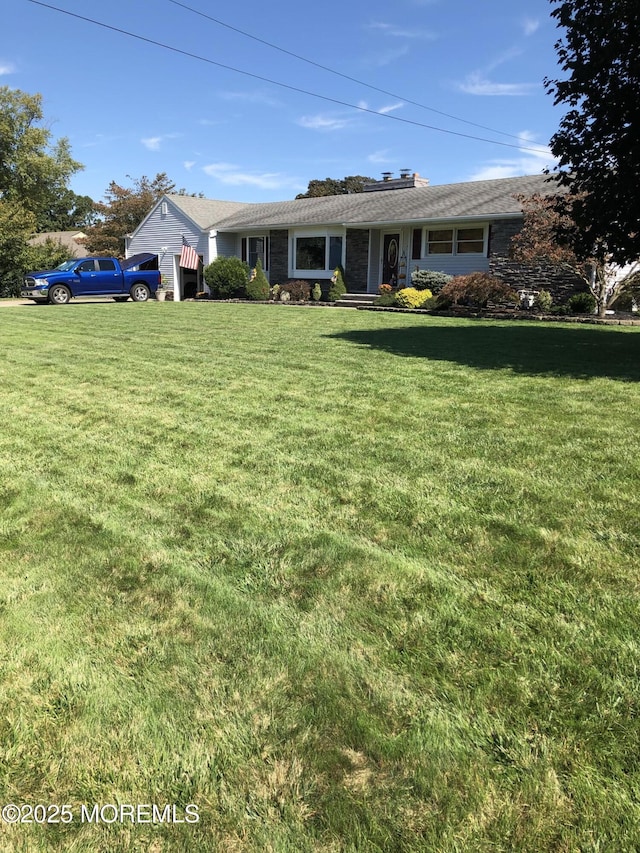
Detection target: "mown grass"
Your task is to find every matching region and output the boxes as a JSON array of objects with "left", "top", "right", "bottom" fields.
[{"left": 0, "top": 301, "right": 639, "bottom": 852}]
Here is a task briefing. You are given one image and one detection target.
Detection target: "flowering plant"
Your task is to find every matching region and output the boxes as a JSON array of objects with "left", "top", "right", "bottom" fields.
[{"left": 378, "top": 283, "right": 393, "bottom": 294}]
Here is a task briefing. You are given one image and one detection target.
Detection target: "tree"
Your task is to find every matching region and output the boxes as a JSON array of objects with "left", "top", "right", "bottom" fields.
[
  {"left": 0, "top": 87, "right": 83, "bottom": 228},
  {"left": 38, "top": 189, "right": 97, "bottom": 232},
  {"left": 0, "top": 201, "right": 36, "bottom": 297},
  {"left": 545, "top": 0, "right": 640, "bottom": 266},
  {"left": 0, "top": 87, "right": 84, "bottom": 294},
  {"left": 510, "top": 193, "right": 640, "bottom": 317},
  {"left": 26, "top": 237, "right": 73, "bottom": 274},
  {"left": 296, "top": 175, "right": 376, "bottom": 199},
  {"left": 81, "top": 173, "right": 177, "bottom": 256}
]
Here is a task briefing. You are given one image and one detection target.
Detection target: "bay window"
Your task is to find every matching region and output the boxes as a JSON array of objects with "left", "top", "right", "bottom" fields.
[{"left": 291, "top": 229, "right": 344, "bottom": 277}]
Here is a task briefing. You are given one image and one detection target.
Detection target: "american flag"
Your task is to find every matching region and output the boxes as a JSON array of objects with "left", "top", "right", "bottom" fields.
[{"left": 179, "top": 235, "right": 200, "bottom": 270}]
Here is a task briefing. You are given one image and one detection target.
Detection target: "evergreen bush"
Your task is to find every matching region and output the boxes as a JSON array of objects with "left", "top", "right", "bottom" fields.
[
  {"left": 410, "top": 269, "right": 452, "bottom": 292},
  {"left": 568, "top": 291, "right": 597, "bottom": 314},
  {"left": 328, "top": 265, "right": 347, "bottom": 302},
  {"left": 533, "top": 289, "right": 553, "bottom": 312},
  {"left": 203, "top": 256, "right": 249, "bottom": 299},
  {"left": 246, "top": 258, "right": 270, "bottom": 300}
]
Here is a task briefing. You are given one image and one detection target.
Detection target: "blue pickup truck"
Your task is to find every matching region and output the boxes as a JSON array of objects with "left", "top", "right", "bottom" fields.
[{"left": 21, "top": 253, "right": 161, "bottom": 304}]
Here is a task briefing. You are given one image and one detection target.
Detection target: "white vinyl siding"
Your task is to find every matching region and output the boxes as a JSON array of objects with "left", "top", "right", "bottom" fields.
[
  {"left": 126, "top": 200, "right": 208, "bottom": 289},
  {"left": 411, "top": 222, "right": 490, "bottom": 278}
]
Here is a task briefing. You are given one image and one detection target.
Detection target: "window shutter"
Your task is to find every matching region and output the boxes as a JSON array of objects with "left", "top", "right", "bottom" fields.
[
  {"left": 241, "top": 237, "right": 247, "bottom": 263},
  {"left": 412, "top": 228, "right": 422, "bottom": 260}
]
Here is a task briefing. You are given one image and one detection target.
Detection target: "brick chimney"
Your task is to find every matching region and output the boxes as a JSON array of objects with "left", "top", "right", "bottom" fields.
[{"left": 363, "top": 170, "right": 430, "bottom": 191}]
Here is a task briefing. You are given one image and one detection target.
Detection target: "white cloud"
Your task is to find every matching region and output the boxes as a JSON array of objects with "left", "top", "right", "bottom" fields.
[
  {"left": 368, "top": 150, "right": 393, "bottom": 165},
  {"left": 467, "top": 132, "right": 557, "bottom": 181},
  {"left": 298, "top": 113, "right": 352, "bottom": 131},
  {"left": 0, "top": 62, "right": 16, "bottom": 75},
  {"left": 368, "top": 22, "right": 437, "bottom": 40},
  {"left": 369, "top": 45, "right": 411, "bottom": 67},
  {"left": 202, "top": 162, "right": 298, "bottom": 191},
  {"left": 140, "top": 133, "right": 180, "bottom": 151},
  {"left": 141, "top": 136, "right": 162, "bottom": 151},
  {"left": 218, "top": 89, "right": 282, "bottom": 108},
  {"left": 377, "top": 101, "right": 405, "bottom": 115},
  {"left": 523, "top": 18, "right": 540, "bottom": 36},
  {"left": 183, "top": 161, "right": 196, "bottom": 171},
  {"left": 457, "top": 72, "right": 537, "bottom": 96}
]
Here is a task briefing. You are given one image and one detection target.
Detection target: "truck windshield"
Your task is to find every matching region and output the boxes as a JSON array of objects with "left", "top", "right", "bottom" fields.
[{"left": 55, "top": 260, "right": 78, "bottom": 271}]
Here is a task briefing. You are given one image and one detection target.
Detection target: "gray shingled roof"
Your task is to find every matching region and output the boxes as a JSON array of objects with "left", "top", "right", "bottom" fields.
[
  {"left": 166, "top": 195, "right": 248, "bottom": 229},
  {"left": 206, "top": 174, "right": 555, "bottom": 231}
]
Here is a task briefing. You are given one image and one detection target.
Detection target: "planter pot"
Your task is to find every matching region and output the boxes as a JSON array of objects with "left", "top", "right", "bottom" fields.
[{"left": 156, "top": 290, "right": 167, "bottom": 301}]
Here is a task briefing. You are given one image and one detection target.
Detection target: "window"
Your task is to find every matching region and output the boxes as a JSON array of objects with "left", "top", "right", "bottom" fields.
[
  {"left": 242, "top": 235, "right": 269, "bottom": 271},
  {"left": 427, "top": 229, "right": 453, "bottom": 255},
  {"left": 292, "top": 231, "right": 344, "bottom": 276},
  {"left": 76, "top": 260, "right": 95, "bottom": 273},
  {"left": 456, "top": 227, "right": 485, "bottom": 253},
  {"left": 422, "top": 225, "right": 487, "bottom": 257},
  {"left": 97, "top": 259, "right": 116, "bottom": 271},
  {"left": 296, "top": 236, "right": 325, "bottom": 270}
]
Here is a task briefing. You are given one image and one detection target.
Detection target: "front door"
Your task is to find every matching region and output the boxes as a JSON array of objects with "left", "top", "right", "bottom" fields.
[{"left": 382, "top": 234, "right": 400, "bottom": 287}]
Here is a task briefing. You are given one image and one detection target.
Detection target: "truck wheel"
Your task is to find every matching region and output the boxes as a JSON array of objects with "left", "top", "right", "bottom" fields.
[
  {"left": 130, "top": 283, "right": 150, "bottom": 302},
  {"left": 49, "top": 284, "right": 71, "bottom": 305}
]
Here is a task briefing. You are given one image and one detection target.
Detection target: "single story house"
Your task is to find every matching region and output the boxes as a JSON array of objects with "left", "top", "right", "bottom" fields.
[
  {"left": 29, "top": 230, "right": 90, "bottom": 258},
  {"left": 125, "top": 172, "right": 575, "bottom": 301}
]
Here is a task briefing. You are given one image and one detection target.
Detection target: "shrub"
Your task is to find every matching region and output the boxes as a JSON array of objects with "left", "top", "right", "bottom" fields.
[
  {"left": 568, "top": 291, "right": 597, "bottom": 314},
  {"left": 378, "top": 283, "right": 393, "bottom": 294},
  {"left": 328, "top": 265, "right": 347, "bottom": 302},
  {"left": 374, "top": 292, "right": 398, "bottom": 307},
  {"left": 312, "top": 282, "right": 322, "bottom": 302},
  {"left": 437, "top": 273, "right": 519, "bottom": 309},
  {"left": 533, "top": 289, "right": 553, "bottom": 312},
  {"left": 411, "top": 269, "right": 452, "bottom": 293},
  {"left": 395, "top": 287, "right": 433, "bottom": 309},
  {"left": 270, "top": 284, "right": 280, "bottom": 302},
  {"left": 280, "top": 280, "right": 311, "bottom": 302},
  {"left": 611, "top": 290, "right": 637, "bottom": 311},
  {"left": 203, "top": 256, "right": 249, "bottom": 299},
  {"left": 246, "top": 258, "right": 270, "bottom": 301}
]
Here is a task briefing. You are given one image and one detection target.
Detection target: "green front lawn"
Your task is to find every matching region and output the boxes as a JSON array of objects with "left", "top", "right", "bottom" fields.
[{"left": 1, "top": 303, "right": 639, "bottom": 851}]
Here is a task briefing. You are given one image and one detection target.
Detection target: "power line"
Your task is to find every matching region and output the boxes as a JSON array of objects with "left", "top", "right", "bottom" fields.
[
  {"left": 168, "top": 0, "right": 535, "bottom": 145},
  {"left": 28, "top": 0, "right": 551, "bottom": 156}
]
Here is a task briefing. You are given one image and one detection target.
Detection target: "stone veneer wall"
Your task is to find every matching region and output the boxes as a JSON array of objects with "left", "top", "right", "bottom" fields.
[
  {"left": 489, "top": 219, "right": 584, "bottom": 301},
  {"left": 345, "top": 229, "right": 369, "bottom": 292},
  {"left": 268, "top": 227, "right": 370, "bottom": 294},
  {"left": 268, "top": 229, "right": 289, "bottom": 285}
]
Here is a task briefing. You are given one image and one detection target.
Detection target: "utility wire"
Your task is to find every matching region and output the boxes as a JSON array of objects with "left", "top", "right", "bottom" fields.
[
  {"left": 28, "top": 0, "right": 551, "bottom": 156},
  {"left": 168, "top": 0, "right": 535, "bottom": 145}
]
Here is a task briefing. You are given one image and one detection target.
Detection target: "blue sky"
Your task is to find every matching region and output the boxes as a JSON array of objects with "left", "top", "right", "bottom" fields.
[{"left": 3, "top": 0, "right": 565, "bottom": 203}]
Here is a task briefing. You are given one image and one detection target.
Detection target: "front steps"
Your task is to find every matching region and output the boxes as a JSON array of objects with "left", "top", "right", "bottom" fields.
[{"left": 333, "top": 292, "right": 378, "bottom": 308}]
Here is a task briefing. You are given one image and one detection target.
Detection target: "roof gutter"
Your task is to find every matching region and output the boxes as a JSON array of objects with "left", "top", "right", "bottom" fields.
[
  {"left": 340, "top": 212, "right": 525, "bottom": 229},
  {"left": 215, "top": 212, "right": 524, "bottom": 233}
]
